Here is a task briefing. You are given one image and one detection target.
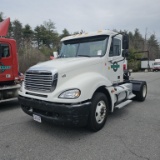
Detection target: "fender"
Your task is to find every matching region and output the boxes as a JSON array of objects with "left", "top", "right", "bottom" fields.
[
  {"left": 46, "top": 72, "right": 112, "bottom": 103},
  {"left": 19, "top": 71, "right": 115, "bottom": 105}
]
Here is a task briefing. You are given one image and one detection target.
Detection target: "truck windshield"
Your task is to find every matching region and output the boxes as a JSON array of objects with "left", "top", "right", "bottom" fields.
[
  {"left": 154, "top": 62, "right": 160, "bottom": 65},
  {"left": 59, "top": 35, "right": 109, "bottom": 58}
]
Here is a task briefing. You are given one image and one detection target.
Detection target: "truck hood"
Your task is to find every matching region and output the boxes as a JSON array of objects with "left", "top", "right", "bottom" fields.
[{"left": 29, "top": 57, "right": 101, "bottom": 74}]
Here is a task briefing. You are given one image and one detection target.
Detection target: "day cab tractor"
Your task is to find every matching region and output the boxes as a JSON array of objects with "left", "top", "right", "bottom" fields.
[
  {"left": 18, "top": 30, "right": 147, "bottom": 131},
  {"left": 0, "top": 18, "right": 23, "bottom": 103}
]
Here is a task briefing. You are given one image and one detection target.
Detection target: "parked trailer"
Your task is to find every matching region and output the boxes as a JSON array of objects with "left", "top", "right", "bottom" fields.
[{"left": 141, "top": 60, "right": 154, "bottom": 69}]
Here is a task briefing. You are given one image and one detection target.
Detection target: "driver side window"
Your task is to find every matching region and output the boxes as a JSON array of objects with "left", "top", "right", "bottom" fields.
[
  {"left": 1, "top": 44, "right": 10, "bottom": 58},
  {"left": 109, "top": 38, "right": 121, "bottom": 57}
]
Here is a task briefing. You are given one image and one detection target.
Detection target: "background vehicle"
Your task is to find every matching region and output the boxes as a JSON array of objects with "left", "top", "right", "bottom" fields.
[
  {"left": 19, "top": 30, "right": 147, "bottom": 131},
  {"left": 153, "top": 59, "right": 160, "bottom": 71},
  {"left": 0, "top": 18, "right": 23, "bottom": 103}
]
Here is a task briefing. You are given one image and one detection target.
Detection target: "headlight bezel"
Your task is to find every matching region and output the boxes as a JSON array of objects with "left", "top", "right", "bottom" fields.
[{"left": 58, "top": 89, "right": 81, "bottom": 99}]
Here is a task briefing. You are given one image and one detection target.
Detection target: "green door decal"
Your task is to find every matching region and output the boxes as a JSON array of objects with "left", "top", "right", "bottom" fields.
[
  {"left": 0, "top": 62, "right": 11, "bottom": 73},
  {"left": 111, "top": 62, "right": 120, "bottom": 72}
]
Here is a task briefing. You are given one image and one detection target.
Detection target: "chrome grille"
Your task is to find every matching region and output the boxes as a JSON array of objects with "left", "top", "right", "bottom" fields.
[{"left": 25, "top": 70, "right": 58, "bottom": 92}]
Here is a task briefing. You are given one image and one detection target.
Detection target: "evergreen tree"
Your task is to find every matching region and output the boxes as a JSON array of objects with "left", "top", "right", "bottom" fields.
[
  {"left": 60, "top": 28, "right": 70, "bottom": 39},
  {"left": 0, "top": 12, "right": 4, "bottom": 21},
  {"left": 34, "top": 20, "right": 58, "bottom": 49},
  {"left": 11, "top": 20, "right": 23, "bottom": 51},
  {"left": 147, "top": 34, "right": 160, "bottom": 59},
  {"left": 23, "top": 24, "right": 33, "bottom": 42},
  {"left": 133, "top": 29, "right": 144, "bottom": 50},
  {"left": 34, "top": 26, "right": 41, "bottom": 49}
]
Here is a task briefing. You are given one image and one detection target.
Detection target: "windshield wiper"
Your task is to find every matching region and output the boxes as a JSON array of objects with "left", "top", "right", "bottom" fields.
[{"left": 77, "top": 55, "right": 90, "bottom": 57}]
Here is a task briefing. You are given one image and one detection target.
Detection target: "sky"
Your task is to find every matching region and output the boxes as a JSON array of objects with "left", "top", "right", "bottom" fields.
[{"left": 1, "top": 0, "right": 160, "bottom": 41}]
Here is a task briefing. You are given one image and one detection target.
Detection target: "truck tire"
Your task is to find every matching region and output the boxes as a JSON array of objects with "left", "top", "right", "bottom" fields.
[
  {"left": 134, "top": 82, "right": 147, "bottom": 102},
  {"left": 88, "top": 92, "right": 109, "bottom": 132}
]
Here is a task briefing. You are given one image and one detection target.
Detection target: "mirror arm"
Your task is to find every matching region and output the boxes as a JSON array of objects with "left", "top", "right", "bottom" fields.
[{"left": 111, "top": 32, "right": 125, "bottom": 38}]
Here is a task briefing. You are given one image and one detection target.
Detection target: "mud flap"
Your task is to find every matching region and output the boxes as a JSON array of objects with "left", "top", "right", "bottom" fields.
[{"left": 130, "top": 80, "right": 147, "bottom": 101}]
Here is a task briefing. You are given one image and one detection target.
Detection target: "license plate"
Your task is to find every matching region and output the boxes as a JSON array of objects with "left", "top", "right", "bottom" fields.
[{"left": 33, "top": 114, "right": 42, "bottom": 123}]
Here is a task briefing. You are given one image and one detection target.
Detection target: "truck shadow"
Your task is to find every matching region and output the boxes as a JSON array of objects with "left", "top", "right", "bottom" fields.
[
  {"left": 0, "top": 100, "right": 20, "bottom": 111},
  {"left": 24, "top": 118, "right": 90, "bottom": 141},
  {"left": 109, "top": 108, "right": 128, "bottom": 119},
  {"left": 108, "top": 102, "right": 135, "bottom": 121},
  {"left": 21, "top": 103, "right": 135, "bottom": 141}
]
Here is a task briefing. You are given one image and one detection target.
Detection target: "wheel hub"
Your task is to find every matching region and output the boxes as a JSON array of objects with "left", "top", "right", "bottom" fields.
[
  {"left": 143, "top": 85, "right": 147, "bottom": 98},
  {"left": 95, "top": 100, "right": 106, "bottom": 124}
]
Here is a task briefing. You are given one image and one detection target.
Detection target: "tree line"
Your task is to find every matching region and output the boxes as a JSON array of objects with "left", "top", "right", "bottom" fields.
[{"left": 1, "top": 12, "right": 160, "bottom": 72}]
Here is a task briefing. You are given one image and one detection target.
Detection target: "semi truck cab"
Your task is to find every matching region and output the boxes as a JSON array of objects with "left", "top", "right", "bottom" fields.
[
  {"left": 0, "top": 38, "right": 19, "bottom": 83},
  {"left": 0, "top": 18, "right": 21, "bottom": 103},
  {"left": 19, "top": 30, "right": 147, "bottom": 131}
]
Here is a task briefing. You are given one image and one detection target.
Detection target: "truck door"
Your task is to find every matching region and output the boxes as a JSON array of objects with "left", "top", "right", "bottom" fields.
[
  {"left": 106, "top": 37, "right": 124, "bottom": 83},
  {"left": 0, "top": 43, "right": 14, "bottom": 82}
]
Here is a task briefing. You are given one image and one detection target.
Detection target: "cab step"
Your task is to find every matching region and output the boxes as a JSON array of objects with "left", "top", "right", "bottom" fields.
[{"left": 115, "top": 100, "right": 132, "bottom": 109}]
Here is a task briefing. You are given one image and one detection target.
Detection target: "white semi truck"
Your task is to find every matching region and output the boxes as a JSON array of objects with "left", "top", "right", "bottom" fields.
[{"left": 18, "top": 30, "right": 147, "bottom": 131}]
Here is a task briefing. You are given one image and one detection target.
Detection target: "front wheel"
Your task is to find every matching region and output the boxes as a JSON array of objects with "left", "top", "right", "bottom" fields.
[{"left": 88, "top": 92, "right": 109, "bottom": 132}]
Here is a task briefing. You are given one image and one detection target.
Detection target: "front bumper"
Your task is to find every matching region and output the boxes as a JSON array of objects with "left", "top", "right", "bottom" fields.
[{"left": 18, "top": 96, "right": 91, "bottom": 126}]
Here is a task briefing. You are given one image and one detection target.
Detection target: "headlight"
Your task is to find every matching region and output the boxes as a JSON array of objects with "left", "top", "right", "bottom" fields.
[{"left": 59, "top": 89, "right": 81, "bottom": 99}]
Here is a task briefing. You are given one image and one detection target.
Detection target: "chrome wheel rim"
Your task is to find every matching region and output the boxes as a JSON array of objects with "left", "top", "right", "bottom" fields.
[
  {"left": 143, "top": 85, "right": 147, "bottom": 98},
  {"left": 95, "top": 100, "right": 106, "bottom": 124}
]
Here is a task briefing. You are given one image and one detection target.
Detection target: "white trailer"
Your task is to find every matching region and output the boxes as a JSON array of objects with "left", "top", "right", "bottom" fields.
[{"left": 141, "top": 60, "right": 154, "bottom": 69}]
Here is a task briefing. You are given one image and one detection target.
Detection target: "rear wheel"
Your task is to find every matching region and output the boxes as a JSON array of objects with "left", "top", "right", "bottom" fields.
[{"left": 88, "top": 92, "right": 109, "bottom": 132}]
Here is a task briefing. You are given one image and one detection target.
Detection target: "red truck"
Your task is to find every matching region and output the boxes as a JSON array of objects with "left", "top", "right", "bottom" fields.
[{"left": 0, "top": 18, "right": 23, "bottom": 103}]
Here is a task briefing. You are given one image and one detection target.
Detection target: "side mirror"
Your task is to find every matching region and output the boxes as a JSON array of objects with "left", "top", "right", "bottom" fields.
[
  {"left": 122, "top": 34, "right": 129, "bottom": 49},
  {"left": 0, "top": 44, "right": 2, "bottom": 59}
]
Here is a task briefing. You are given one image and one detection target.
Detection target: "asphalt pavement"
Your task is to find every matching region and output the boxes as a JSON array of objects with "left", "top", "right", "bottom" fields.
[{"left": 0, "top": 72, "right": 160, "bottom": 160}]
